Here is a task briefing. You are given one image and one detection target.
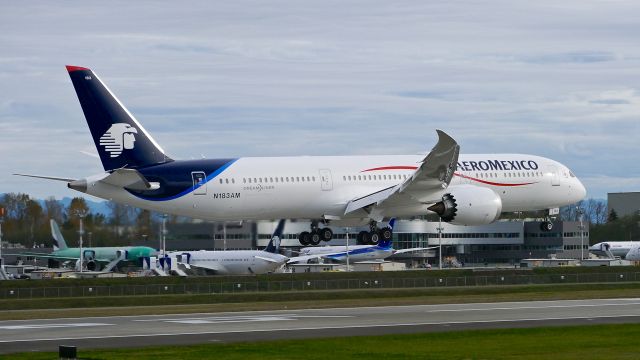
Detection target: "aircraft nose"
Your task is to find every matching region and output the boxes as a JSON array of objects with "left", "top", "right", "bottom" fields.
[{"left": 576, "top": 179, "right": 587, "bottom": 201}]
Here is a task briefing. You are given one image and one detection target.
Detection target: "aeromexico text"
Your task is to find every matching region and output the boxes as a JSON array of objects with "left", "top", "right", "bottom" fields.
[{"left": 456, "top": 160, "right": 539, "bottom": 172}]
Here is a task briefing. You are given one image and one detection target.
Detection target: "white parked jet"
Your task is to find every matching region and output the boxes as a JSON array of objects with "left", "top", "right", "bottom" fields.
[
  {"left": 590, "top": 242, "right": 639, "bottom": 259},
  {"left": 17, "top": 66, "right": 586, "bottom": 247},
  {"left": 171, "top": 220, "right": 288, "bottom": 275}
]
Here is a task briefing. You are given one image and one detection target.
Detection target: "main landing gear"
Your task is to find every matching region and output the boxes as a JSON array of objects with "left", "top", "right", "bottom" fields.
[
  {"left": 356, "top": 221, "right": 393, "bottom": 245},
  {"left": 298, "top": 221, "right": 333, "bottom": 246}
]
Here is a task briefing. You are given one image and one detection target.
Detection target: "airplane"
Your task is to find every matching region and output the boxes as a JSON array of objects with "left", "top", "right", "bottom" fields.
[
  {"left": 624, "top": 245, "right": 640, "bottom": 261},
  {"left": 288, "top": 219, "right": 434, "bottom": 264},
  {"left": 170, "top": 219, "right": 288, "bottom": 275},
  {"left": 18, "top": 219, "right": 157, "bottom": 271},
  {"left": 589, "top": 241, "right": 639, "bottom": 259},
  {"left": 16, "top": 66, "right": 586, "bottom": 247}
]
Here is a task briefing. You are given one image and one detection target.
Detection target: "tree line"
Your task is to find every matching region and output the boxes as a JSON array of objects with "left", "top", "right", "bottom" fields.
[
  {"left": 0, "top": 193, "right": 633, "bottom": 248},
  {"left": 0, "top": 193, "right": 166, "bottom": 248}
]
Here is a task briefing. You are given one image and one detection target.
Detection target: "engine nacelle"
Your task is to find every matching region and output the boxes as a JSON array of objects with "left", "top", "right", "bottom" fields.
[{"left": 428, "top": 185, "right": 502, "bottom": 225}]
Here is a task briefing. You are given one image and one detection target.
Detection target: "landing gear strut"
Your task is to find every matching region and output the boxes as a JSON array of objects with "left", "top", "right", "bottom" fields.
[{"left": 298, "top": 221, "right": 333, "bottom": 246}]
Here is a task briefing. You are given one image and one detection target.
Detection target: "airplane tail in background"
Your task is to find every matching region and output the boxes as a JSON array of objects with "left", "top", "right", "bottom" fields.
[
  {"left": 264, "top": 220, "right": 286, "bottom": 254},
  {"left": 66, "top": 65, "right": 172, "bottom": 171},
  {"left": 379, "top": 218, "right": 396, "bottom": 249},
  {"left": 50, "top": 219, "right": 68, "bottom": 251}
]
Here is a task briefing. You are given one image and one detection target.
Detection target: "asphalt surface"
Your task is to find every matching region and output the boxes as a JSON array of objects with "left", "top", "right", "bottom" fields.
[{"left": 2, "top": 298, "right": 640, "bottom": 354}]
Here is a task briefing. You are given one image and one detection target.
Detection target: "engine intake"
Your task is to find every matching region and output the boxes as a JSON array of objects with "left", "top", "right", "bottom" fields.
[{"left": 428, "top": 185, "right": 502, "bottom": 225}]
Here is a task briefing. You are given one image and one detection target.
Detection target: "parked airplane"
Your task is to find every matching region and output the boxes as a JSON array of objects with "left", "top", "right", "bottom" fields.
[
  {"left": 19, "top": 220, "right": 157, "bottom": 271},
  {"left": 289, "top": 219, "right": 434, "bottom": 264},
  {"left": 16, "top": 66, "right": 586, "bottom": 247},
  {"left": 171, "top": 220, "right": 288, "bottom": 275},
  {"left": 590, "top": 241, "right": 639, "bottom": 259},
  {"left": 624, "top": 245, "right": 640, "bottom": 261}
]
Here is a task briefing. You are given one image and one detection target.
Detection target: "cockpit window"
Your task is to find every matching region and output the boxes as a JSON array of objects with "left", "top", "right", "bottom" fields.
[{"left": 569, "top": 171, "right": 575, "bottom": 178}]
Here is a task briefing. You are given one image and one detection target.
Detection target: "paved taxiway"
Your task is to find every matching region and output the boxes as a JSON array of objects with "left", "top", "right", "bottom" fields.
[{"left": 2, "top": 298, "right": 640, "bottom": 354}]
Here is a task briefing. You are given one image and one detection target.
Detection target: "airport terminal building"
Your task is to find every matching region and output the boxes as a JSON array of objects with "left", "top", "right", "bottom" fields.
[{"left": 154, "top": 219, "right": 590, "bottom": 268}]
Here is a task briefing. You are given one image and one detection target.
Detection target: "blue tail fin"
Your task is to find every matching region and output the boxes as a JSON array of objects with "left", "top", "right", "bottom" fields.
[
  {"left": 66, "top": 66, "right": 172, "bottom": 171},
  {"left": 264, "top": 220, "right": 286, "bottom": 253}
]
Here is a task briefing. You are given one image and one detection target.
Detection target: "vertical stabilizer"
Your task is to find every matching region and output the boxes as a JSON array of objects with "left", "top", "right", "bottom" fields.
[
  {"left": 66, "top": 65, "right": 172, "bottom": 171},
  {"left": 50, "top": 219, "right": 68, "bottom": 251},
  {"left": 264, "top": 220, "right": 286, "bottom": 254}
]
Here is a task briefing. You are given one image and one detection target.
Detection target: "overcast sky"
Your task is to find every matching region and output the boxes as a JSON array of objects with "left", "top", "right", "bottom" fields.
[{"left": 1, "top": 0, "right": 639, "bottom": 200}]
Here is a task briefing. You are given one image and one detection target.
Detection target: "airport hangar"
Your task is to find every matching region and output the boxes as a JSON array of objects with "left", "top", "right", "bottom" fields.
[{"left": 130, "top": 219, "right": 589, "bottom": 268}]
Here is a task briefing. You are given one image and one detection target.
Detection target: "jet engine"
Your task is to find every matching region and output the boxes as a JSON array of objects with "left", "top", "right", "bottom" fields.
[{"left": 428, "top": 185, "right": 502, "bottom": 225}]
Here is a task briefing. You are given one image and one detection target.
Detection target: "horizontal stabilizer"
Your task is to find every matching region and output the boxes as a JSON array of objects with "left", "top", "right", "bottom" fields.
[
  {"left": 13, "top": 173, "right": 76, "bottom": 182},
  {"left": 101, "top": 168, "right": 159, "bottom": 191}
]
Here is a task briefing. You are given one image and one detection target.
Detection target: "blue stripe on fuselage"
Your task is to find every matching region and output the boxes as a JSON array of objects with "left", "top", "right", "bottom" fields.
[
  {"left": 127, "top": 158, "right": 238, "bottom": 201},
  {"left": 326, "top": 245, "right": 392, "bottom": 259}
]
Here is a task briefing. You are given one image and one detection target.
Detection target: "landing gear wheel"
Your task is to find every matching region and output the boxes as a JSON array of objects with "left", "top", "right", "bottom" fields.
[
  {"left": 379, "top": 227, "right": 393, "bottom": 241},
  {"left": 540, "top": 221, "right": 553, "bottom": 232},
  {"left": 310, "top": 231, "right": 322, "bottom": 246},
  {"left": 357, "top": 231, "right": 370, "bottom": 245},
  {"left": 369, "top": 231, "right": 381, "bottom": 245},
  {"left": 298, "top": 231, "right": 311, "bottom": 246},
  {"left": 319, "top": 228, "right": 333, "bottom": 242}
]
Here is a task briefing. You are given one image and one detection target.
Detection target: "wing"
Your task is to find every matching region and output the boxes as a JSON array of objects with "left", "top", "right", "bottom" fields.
[
  {"left": 15, "top": 252, "right": 79, "bottom": 261},
  {"left": 254, "top": 255, "right": 282, "bottom": 263},
  {"left": 392, "top": 246, "right": 438, "bottom": 255},
  {"left": 344, "top": 130, "right": 459, "bottom": 221}
]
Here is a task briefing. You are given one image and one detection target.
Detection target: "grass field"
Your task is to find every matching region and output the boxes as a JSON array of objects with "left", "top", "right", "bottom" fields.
[
  {"left": 7, "top": 323, "right": 640, "bottom": 359},
  {"left": 3, "top": 282, "right": 640, "bottom": 320}
]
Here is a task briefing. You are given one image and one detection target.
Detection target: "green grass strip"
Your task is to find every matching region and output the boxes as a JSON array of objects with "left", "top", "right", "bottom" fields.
[{"left": 7, "top": 323, "right": 640, "bottom": 359}]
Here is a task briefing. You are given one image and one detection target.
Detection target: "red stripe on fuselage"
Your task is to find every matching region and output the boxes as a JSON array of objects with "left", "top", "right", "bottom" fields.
[
  {"left": 454, "top": 172, "right": 536, "bottom": 187},
  {"left": 361, "top": 166, "right": 418, "bottom": 172}
]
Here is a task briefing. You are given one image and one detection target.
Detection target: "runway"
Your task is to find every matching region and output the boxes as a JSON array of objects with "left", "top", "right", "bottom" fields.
[{"left": 2, "top": 298, "right": 640, "bottom": 354}]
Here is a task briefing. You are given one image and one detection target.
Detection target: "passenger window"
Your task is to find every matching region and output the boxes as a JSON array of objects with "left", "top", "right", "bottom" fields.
[
  {"left": 225, "top": 179, "right": 229, "bottom": 184},
  {"left": 232, "top": 179, "right": 235, "bottom": 184},
  {"left": 243, "top": 178, "right": 246, "bottom": 183},
  {"left": 219, "top": 179, "right": 223, "bottom": 184}
]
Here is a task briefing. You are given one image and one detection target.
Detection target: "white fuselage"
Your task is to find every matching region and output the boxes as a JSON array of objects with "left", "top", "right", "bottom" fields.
[
  {"left": 590, "top": 241, "right": 640, "bottom": 258},
  {"left": 174, "top": 250, "right": 288, "bottom": 275},
  {"left": 81, "top": 153, "right": 586, "bottom": 223}
]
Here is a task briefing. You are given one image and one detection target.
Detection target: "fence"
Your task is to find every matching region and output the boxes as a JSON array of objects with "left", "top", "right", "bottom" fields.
[{"left": 2, "top": 272, "right": 639, "bottom": 299}]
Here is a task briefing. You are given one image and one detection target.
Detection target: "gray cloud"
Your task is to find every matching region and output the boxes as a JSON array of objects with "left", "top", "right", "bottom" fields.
[{"left": 1, "top": 0, "right": 639, "bottom": 199}]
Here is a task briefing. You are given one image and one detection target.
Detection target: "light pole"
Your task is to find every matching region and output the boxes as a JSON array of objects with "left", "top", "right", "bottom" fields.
[
  {"left": 345, "top": 227, "right": 350, "bottom": 272},
  {"left": 0, "top": 207, "right": 4, "bottom": 270},
  {"left": 75, "top": 210, "right": 88, "bottom": 273},
  {"left": 577, "top": 207, "right": 584, "bottom": 261},
  {"left": 437, "top": 218, "right": 444, "bottom": 269},
  {"left": 161, "top": 214, "right": 167, "bottom": 256}
]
